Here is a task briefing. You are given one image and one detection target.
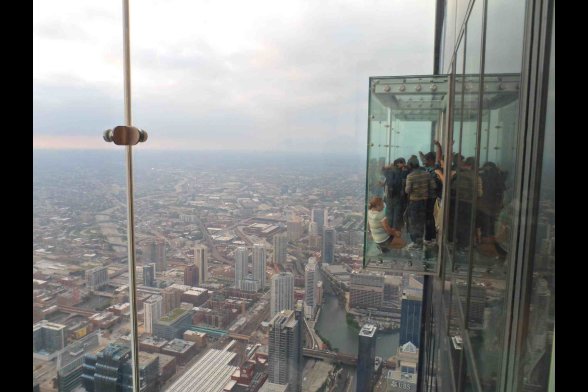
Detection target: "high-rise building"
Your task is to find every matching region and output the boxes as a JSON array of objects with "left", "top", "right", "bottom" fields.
[
  {"left": 349, "top": 271, "right": 385, "bottom": 310},
  {"left": 162, "top": 286, "right": 183, "bottom": 315},
  {"left": 85, "top": 266, "right": 109, "bottom": 291},
  {"left": 144, "top": 238, "right": 166, "bottom": 272},
  {"left": 252, "top": 244, "right": 266, "bottom": 289},
  {"left": 234, "top": 246, "right": 248, "bottom": 290},
  {"left": 304, "top": 257, "right": 319, "bottom": 318},
  {"left": 399, "top": 290, "right": 423, "bottom": 348},
  {"left": 322, "top": 226, "right": 336, "bottom": 264},
  {"left": 268, "top": 309, "right": 302, "bottom": 392},
  {"left": 183, "top": 264, "right": 199, "bottom": 287},
  {"left": 273, "top": 233, "right": 288, "bottom": 265},
  {"left": 194, "top": 244, "right": 208, "bottom": 284},
  {"left": 311, "top": 207, "right": 328, "bottom": 233},
  {"left": 357, "top": 323, "right": 377, "bottom": 392},
  {"left": 241, "top": 274, "right": 259, "bottom": 292},
  {"left": 81, "top": 343, "right": 159, "bottom": 392},
  {"left": 287, "top": 216, "right": 303, "bottom": 242},
  {"left": 143, "top": 263, "right": 156, "bottom": 287},
  {"left": 33, "top": 320, "right": 66, "bottom": 356},
  {"left": 270, "top": 272, "right": 294, "bottom": 317},
  {"left": 56, "top": 332, "right": 100, "bottom": 392},
  {"left": 153, "top": 307, "right": 194, "bottom": 340},
  {"left": 144, "top": 295, "right": 163, "bottom": 335}
]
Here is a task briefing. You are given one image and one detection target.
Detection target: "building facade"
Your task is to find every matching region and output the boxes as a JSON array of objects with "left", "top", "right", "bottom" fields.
[
  {"left": 357, "top": 323, "right": 377, "bottom": 392},
  {"left": 194, "top": 244, "right": 208, "bottom": 284},
  {"left": 143, "top": 263, "right": 156, "bottom": 287},
  {"left": 273, "top": 233, "right": 288, "bottom": 265},
  {"left": 144, "top": 238, "right": 166, "bottom": 272},
  {"left": 252, "top": 244, "right": 266, "bottom": 289},
  {"left": 304, "top": 257, "right": 319, "bottom": 319},
  {"left": 143, "top": 295, "right": 163, "bottom": 335},
  {"left": 268, "top": 309, "right": 302, "bottom": 392},
  {"left": 85, "top": 266, "right": 109, "bottom": 291},
  {"left": 234, "top": 246, "right": 248, "bottom": 290},
  {"left": 270, "top": 272, "right": 295, "bottom": 317},
  {"left": 322, "top": 226, "right": 336, "bottom": 264}
]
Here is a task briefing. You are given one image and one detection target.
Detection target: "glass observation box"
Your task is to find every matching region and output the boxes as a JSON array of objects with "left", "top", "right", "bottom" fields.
[
  {"left": 363, "top": 74, "right": 520, "bottom": 275},
  {"left": 364, "top": 75, "right": 449, "bottom": 274}
]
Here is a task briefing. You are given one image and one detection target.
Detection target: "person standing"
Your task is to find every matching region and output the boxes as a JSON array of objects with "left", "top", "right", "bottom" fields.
[{"left": 404, "top": 156, "right": 435, "bottom": 249}]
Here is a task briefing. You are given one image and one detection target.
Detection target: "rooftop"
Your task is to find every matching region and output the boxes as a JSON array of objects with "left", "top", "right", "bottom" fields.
[{"left": 359, "top": 323, "right": 377, "bottom": 337}]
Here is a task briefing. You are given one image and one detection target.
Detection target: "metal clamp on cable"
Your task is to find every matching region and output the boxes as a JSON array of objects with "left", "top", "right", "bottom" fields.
[{"left": 103, "top": 126, "right": 148, "bottom": 145}]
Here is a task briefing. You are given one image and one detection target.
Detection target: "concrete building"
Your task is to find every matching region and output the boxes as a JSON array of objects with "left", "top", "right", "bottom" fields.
[
  {"left": 286, "top": 217, "right": 303, "bottom": 242},
  {"left": 273, "top": 233, "right": 288, "bottom": 265},
  {"left": 153, "top": 307, "right": 194, "bottom": 340},
  {"left": 161, "top": 338, "right": 198, "bottom": 365},
  {"left": 357, "top": 323, "right": 377, "bottom": 392},
  {"left": 194, "top": 244, "right": 208, "bottom": 284},
  {"left": 234, "top": 246, "right": 248, "bottom": 290},
  {"left": 349, "top": 271, "right": 385, "bottom": 310},
  {"left": 242, "top": 274, "right": 259, "bottom": 292},
  {"left": 268, "top": 309, "right": 302, "bottom": 392},
  {"left": 162, "top": 286, "right": 184, "bottom": 314},
  {"left": 144, "top": 295, "right": 163, "bottom": 335},
  {"left": 322, "top": 226, "right": 336, "bottom": 264},
  {"left": 384, "top": 342, "right": 419, "bottom": 392},
  {"left": 143, "top": 263, "right": 156, "bottom": 287},
  {"left": 56, "top": 332, "right": 100, "bottom": 392},
  {"left": 311, "top": 207, "right": 328, "bottom": 233},
  {"left": 85, "top": 266, "right": 109, "bottom": 291},
  {"left": 253, "top": 244, "right": 266, "bottom": 289},
  {"left": 270, "top": 272, "right": 294, "bottom": 317}
]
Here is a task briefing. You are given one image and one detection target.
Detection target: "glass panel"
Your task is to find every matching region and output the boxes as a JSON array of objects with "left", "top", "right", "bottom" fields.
[
  {"left": 443, "top": 0, "right": 458, "bottom": 74},
  {"left": 517, "top": 8, "right": 555, "bottom": 392},
  {"left": 365, "top": 76, "right": 450, "bottom": 275},
  {"left": 469, "top": 0, "right": 526, "bottom": 390},
  {"left": 33, "top": 3, "right": 137, "bottom": 391}
]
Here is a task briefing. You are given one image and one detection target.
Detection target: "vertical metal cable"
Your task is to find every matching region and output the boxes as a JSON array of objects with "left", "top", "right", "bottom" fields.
[{"left": 122, "top": 0, "right": 140, "bottom": 390}]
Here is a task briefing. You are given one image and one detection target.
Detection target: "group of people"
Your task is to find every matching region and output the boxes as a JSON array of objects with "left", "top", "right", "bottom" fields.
[{"left": 368, "top": 141, "right": 508, "bottom": 257}]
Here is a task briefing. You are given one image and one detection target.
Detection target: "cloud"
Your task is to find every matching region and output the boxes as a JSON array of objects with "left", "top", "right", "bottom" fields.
[{"left": 33, "top": 0, "right": 435, "bottom": 153}]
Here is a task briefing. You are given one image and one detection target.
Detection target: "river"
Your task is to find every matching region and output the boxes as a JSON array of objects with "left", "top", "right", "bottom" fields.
[{"left": 315, "top": 291, "right": 399, "bottom": 360}]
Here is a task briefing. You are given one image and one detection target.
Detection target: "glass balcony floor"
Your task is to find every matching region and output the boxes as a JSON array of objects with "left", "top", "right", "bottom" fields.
[{"left": 364, "top": 240, "right": 439, "bottom": 274}]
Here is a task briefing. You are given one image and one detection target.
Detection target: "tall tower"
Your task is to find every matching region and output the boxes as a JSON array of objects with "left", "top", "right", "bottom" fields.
[
  {"left": 311, "top": 207, "right": 328, "bottom": 233},
  {"left": 194, "top": 244, "right": 208, "bottom": 284},
  {"left": 252, "top": 244, "right": 266, "bottom": 290},
  {"left": 143, "top": 263, "right": 156, "bottom": 287},
  {"left": 304, "top": 257, "right": 319, "bottom": 318},
  {"left": 357, "top": 323, "right": 377, "bottom": 392},
  {"left": 268, "top": 309, "right": 302, "bottom": 392},
  {"left": 273, "top": 233, "right": 288, "bottom": 265},
  {"left": 322, "top": 226, "right": 336, "bottom": 264},
  {"left": 184, "top": 265, "right": 199, "bottom": 287},
  {"left": 400, "top": 290, "right": 423, "bottom": 348},
  {"left": 287, "top": 216, "right": 303, "bottom": 242},
  {"left": 270, "top": 272, "right": 294, "bottom": 317},
  {"left": 144, "top": 295, "right": 162, "bottom": 335},
  {"left": 234, "top": 246, "right": 248, "bottom": 290},
  {"left": 144, "top": 238, "right": 166, "bottom": 271}
]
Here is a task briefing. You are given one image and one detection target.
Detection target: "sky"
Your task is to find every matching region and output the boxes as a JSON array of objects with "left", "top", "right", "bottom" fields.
[{"left": 33, "top": 0, "right": 435, "bottom": 154}]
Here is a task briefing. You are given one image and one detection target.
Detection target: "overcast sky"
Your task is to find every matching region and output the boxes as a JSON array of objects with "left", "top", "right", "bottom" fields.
[{"left": 33, "top": 0, "right": 435, "bottom": 153}]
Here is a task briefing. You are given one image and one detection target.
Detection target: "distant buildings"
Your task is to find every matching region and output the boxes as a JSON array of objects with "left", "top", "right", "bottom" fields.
[
  {"left": 287, "top": 216, "right": 303, "bottom": 242},
  {"left": 322, "top": 226, "right": 336, "bottom": 264},
  {"left": 399, "top": 290, "right": 423, "bottom": 348},
  {"left": 85, "top": 266, "right": 108, "bottom": 291},
  {"left": 311, "top": 207, "right": 328, "bottom": 233},
  {"left": 56, "top": 332, "right": 100, "bottom": 392},
  {"left": 253, "top": 244, "right": 266, "bottom": 289},
  {"left": 357, "top": 323, "right": 377, "bottom": 392},
  {"left": 234, "top": 246, "right": 248, "bottom": 290},
  {"left": 268, "top": 309, "right": 302, "bottom": 392},
  {"left": 273, "top": 233, "right": 288, "bottom": 265},
  {"left": 241, "top": 275, "right": 259, "bottom": 292},
  {"left": 33, "top": 320, "right": 66, "bottom": 357},
  {"left": 143, "top": 263, "right": 156, "bottom": 287},
  {"left": 144, "top": 238, "right": 166, "bottom": 272},
  {"left": 270, "top": 272, "right": 294, "bottom": 317},
  {"left": 384, "top": 341, "right": 419, "bottom": 391},
  {"left": 194, "top": 244, "right": 208, "bottom": 284},
  {"left": 144, "top": 295, "right": 163, "bottom": 335}
]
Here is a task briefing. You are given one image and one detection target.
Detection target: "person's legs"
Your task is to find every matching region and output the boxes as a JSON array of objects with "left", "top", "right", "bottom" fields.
[
  {"left": 425, "top": 197, "right": 436, "bottom": 241},
  {"left": 408, "top": 200, "right": 425, "bottom": 244}
]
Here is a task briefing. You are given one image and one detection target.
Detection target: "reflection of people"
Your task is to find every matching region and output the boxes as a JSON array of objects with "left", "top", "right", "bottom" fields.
[
  {"left": 450, "top": 156, "right": 483, "bottom": 250},
  {"left": 367, "top": 196, "right": 397, "bottom": 253}
]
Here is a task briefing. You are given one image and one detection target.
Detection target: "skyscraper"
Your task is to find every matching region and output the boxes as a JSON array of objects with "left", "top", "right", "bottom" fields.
[
  {"left": 144, "top": 238, "right": 166, "bottom": 272},
  {"left": 184, "top": 264, "right": 199, "bottom": 287},
  {"left": 311, "top": 207, "right": 328, "bottom": 233},
  {"left": 194, "top": 244, "right": 208, "bottom": 284},
  {"left": 143, "top": 263, "right": 156, "bottom": 287},
  {"left": 234, "top": 246, "right": 248, "bottom": 290},
  {"left": 304, "top": 257, "right": 319, "bottom": 318},
  {"left": 252, "top": 244, "right": 266, "bottom": 289},
  {"left": 144, "top": 295, "right": 163, "bottom": 335},
  {"left": 357, "top": 323, "right": 377, "bottom": 392},
  {"left": 268, "top": 309, "right": 302, "bottom": 392},
  {"left": 270, "top": 272, "right": 294, "bottom": 317},
  {"left": 33, "top": 320, "right": 66, "bottom": 356},
  {"left": 322, "top": 226, "right": 336, "bottom": 264},
  {"left": 273, "top": 233, "right": 288, "bottom": 265},
  {"left": 399, "top": 290, "right": 423, "bottom": 348}
]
